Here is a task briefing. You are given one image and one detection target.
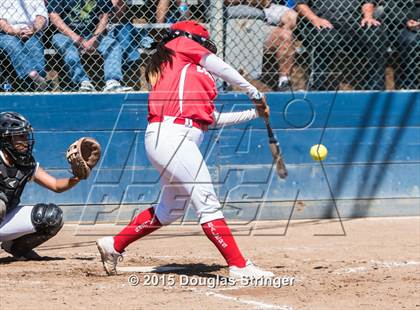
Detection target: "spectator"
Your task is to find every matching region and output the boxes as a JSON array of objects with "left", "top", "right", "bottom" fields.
[
  {"left": 225, "top": 0, "right": 298, "bottom": 91},
  {"left": 0, "top": 0, "right": 49, "bottom": 91},
  {"left": 156, "top": 0, "right": 191, "bottom": 23},
  {"left": 110, "top": 0, "right": 153, "bottom": 90},
  {"left": 296, "top": 0, "right": 387, "bottom": 90},
  {"left": 0, "top": 51, "right": 7, "bottom": 90},
  {"left": 47, "top": 0, "right": 131, "bottom": 91},
  {"left": 155, "top": 0, "right": 211, "bottom": 24},
  {"left": 0, "top": 55, "right": 8, "bottom": 92},
  {"left": 396, "top": 0, "right": 419, "bottom": 89}
]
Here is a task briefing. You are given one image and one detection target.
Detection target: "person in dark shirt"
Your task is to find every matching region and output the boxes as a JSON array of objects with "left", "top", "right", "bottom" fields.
[
  {"left": 109, "top": 0, "right": 153, "bottom": 90},
  {"left": 396, "top": 0, "right": 419, "bottom": 89},
  {"left": 0, "top": 112, "right": 84, "bottom": 260},
  {"left": 48, "top": 0, "right": 131, "bottom": 91},
  {"left": 225, "top": 0, "right": 298, "bottom": 91},
  {"left": 296, "top": 0, "right": 387, "bottom": 90}
]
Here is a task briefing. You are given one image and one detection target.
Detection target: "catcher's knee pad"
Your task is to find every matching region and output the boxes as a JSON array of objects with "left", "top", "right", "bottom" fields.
[
  {"left": 32, "top": 203, "right": 64, "bottom": 236},
  {"left": 2, "top": 204, "right": 64, "bottom": 257}
]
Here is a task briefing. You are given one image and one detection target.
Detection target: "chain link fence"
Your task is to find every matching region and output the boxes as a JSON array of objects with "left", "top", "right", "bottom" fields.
[{"left": 0, "top": 0, "right": 418, "bottom": 92}]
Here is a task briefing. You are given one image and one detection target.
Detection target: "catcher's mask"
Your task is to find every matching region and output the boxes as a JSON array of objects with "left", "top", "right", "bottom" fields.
[
  {"left": 160, "top": 21, "right": 217, "bottom": 54},
  {"left": 0, "top": 112, "right": 35, "bottom": 166}
]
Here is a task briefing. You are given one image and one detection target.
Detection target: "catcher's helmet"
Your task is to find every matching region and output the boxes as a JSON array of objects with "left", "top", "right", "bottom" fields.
[
  {"left": 0, "top": 112, "right": 35, "bottom": 166},
  {"left": 168, "top": 21, "right": 217, "bottom": 54}
]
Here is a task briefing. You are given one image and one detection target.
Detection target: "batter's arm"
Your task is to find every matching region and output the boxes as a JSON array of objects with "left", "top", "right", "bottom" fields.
[
  {"left": 212, "top": 109, "right": 258, "bottom": 128},
  {"left": 199, "top": 53, "right": 262, "bottom": 100}
]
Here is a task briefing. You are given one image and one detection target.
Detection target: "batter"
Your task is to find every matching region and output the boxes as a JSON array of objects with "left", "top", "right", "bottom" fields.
[{"left": 97, "top": 21, "right": 274, "bottom": 279}]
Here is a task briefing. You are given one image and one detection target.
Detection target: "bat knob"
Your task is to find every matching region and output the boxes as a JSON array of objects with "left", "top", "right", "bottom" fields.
[{"left": 276, "top": 160, "right": 288, "bottom": 179}]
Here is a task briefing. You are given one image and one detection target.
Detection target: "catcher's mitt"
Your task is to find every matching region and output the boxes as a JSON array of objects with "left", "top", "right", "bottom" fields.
[{"left": 66, "top": 137, "right": 101, "bottom": 179}]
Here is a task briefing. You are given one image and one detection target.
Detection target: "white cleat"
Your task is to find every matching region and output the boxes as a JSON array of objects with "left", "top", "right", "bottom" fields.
[
  {"left": 103, "top": 79, "right": 132, "bottom": 92},
  {"left": 96, "top": 236, "right": 124, "bottom": 276},
  {"left": 79, "top": 80, "right": 95, "bottom": 92},
  {"left": 229, "top": 260, "right": 275, "bottom": 279}
]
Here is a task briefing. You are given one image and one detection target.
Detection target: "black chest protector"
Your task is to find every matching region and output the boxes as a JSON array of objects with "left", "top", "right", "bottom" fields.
[{"left": 0, "top": 153, "right": 36, "bottom": 210}]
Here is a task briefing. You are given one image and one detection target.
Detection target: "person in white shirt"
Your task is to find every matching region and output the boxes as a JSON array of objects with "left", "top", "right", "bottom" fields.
[{"left": 0, "top": 0, "right": 49, "bottom": 91}]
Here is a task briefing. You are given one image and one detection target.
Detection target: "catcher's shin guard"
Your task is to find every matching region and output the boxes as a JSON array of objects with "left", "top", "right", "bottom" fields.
[
  {"left": 2, "top": 203, "right": 63, "bottom": 257},
  {"left": 0, "top": 192, "right": 7, "bottom": 223}
]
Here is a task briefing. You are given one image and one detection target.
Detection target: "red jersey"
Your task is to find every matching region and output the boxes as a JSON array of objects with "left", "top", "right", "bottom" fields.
[{"left": 147, "top": 36, "right": 217, "bottom": 125}]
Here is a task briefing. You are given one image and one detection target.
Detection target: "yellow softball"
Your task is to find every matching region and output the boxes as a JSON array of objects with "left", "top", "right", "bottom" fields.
[{"left": 310, "top": 144, "right": 328, "bottom": 161}]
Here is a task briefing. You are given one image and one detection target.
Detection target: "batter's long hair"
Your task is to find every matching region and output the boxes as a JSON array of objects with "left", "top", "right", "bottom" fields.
[{"left": 145, "top": 38, "right": 175, "bottom": 87}]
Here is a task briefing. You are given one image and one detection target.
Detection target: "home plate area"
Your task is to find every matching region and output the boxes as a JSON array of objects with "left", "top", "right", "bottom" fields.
[{"left": 0, "top": 218, "right": 419, "bottom": 310}]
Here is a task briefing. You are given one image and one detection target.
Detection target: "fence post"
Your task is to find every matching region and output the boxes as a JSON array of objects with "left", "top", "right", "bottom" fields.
[{"left": 209, "top": 0, "right": 224, "bottom": 59}]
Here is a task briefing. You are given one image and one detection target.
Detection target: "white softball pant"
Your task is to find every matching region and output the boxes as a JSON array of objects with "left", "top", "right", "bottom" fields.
[
  {"left": 0, "top": 205, "right": 36, "bottom": 242},
  {"left": 145, "top": 120, "right": 224, "bottom": 225}
]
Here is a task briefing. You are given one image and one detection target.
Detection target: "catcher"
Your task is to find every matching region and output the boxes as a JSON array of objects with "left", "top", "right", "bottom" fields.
[{"left": 0, "top": 111, "right": 100, "bottom": 260}]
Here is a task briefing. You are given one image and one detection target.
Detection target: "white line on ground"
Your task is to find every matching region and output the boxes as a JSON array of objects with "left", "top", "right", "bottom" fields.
[
  {"left": 370, "top": 260, "right": 420, "bottom": 268},
  {"left": 192, "top": 288, "right": 293, "bottom": 310},
  {"left": 117, "top": 266, "right": 187, "bottom": 273},
  {"left": 334, "top": 260, "right": 420, "bottom": 274},
  {"left": 334, "top": 266, "right": 368, "bottom": 274}
]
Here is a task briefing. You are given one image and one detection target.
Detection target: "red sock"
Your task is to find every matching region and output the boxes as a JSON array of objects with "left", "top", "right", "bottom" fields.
[
  {"left": 113, "top": 207, "right": 162, "bottom": 253},
  {"left": 201, "top": 218, "right": 246, "bottom": 268}
]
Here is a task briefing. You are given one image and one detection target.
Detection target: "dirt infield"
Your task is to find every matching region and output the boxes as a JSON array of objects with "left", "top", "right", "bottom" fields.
[{"left": 1, "top": 217, "right": 419, "bottom": 310}]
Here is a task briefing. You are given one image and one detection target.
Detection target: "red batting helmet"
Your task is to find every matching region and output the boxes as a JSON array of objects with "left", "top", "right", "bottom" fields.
[
  {"left": 171, "top": 21, "right": 210, "bottom": 39},
  {"left": 169, "top": 20, "right": 217, "bottom": 54}
]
